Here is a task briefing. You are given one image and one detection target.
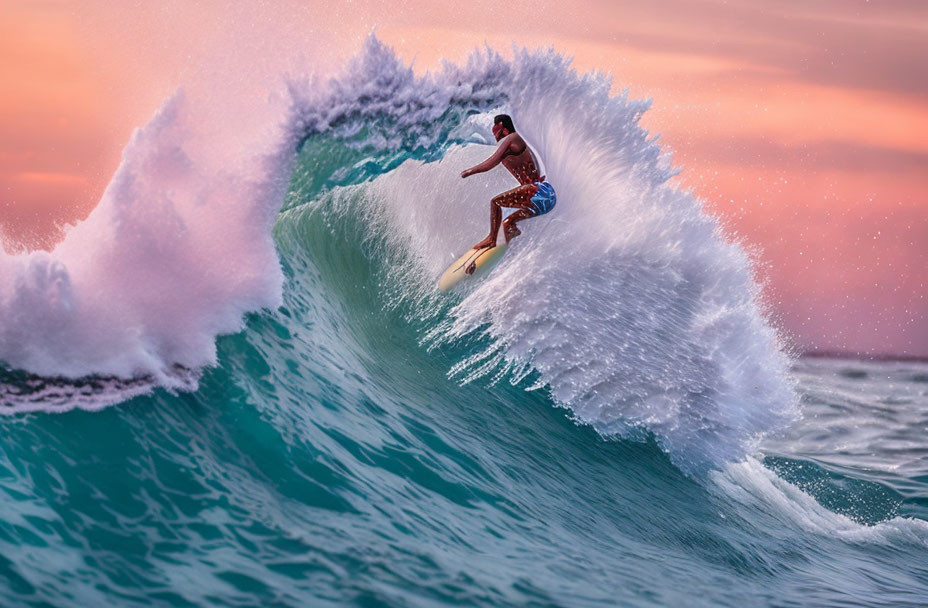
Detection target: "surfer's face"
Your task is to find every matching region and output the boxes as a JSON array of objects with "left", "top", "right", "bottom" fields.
[{"left": 493, "top": 122, "right": 507, "bottom": 141}]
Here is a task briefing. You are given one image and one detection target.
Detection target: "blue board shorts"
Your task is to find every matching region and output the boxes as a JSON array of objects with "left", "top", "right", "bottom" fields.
[{"left": 530, "top": 181, "right": 556, "bottom": 216}]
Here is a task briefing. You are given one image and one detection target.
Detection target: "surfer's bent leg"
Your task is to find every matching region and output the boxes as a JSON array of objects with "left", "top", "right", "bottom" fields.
[
  {"left": 502, "top": 207, "right": 535, "bottom": 243},
  {"left": 502, "top": 181, "right": 557, "bottom": 243},
  {"left": 472, "top": 184, "right": 539, "bottom": 249}
]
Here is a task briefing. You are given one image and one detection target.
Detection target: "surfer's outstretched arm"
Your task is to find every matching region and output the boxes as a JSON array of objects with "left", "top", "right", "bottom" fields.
[{"left": 460, "top": 134, "right": 520, "bottom": 178}]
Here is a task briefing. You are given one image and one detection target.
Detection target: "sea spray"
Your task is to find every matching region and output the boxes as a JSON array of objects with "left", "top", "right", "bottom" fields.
[{"left": 0, "top": 93, "right": 289, "bottom": 381}]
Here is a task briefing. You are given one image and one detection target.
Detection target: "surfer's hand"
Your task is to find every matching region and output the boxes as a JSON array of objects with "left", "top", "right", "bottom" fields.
[{"left": 461, "top": 169, "right": 473, "bottom": 178}]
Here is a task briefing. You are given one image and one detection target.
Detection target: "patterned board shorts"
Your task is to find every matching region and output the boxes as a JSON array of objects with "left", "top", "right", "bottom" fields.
[{"left": 530, "top": 181, "right": 556, "bottom": 216}]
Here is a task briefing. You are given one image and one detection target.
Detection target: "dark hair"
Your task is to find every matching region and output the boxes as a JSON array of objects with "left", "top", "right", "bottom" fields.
[{"left": 494, "top": 114, "right": 515, "bottom": 133}]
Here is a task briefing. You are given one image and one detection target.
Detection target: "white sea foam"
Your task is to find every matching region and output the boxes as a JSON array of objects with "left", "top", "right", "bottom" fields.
[
  {"left": 0, "top": 93, "right": 288, "bottom": 383},
  {"left": 0, "top": 7, "right": 329, "bottom": 390},
  {"left": 715, "top": 458, "right": 928, "bottom": 545}
]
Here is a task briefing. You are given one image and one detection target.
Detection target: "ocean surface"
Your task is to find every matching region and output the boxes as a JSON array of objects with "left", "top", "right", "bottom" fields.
[{"left": 1, "top": 38, "right": 927, "bottom": 606}]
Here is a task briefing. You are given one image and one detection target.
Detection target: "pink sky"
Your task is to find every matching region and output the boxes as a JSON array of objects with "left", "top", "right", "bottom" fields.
[{"left": 1, "top": 1, "right": 926, "bottom": 356}]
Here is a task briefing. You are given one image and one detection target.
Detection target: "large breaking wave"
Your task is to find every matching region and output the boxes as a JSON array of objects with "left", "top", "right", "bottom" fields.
[{"left": 0, "top": 36, "right": 797, "bottom": 470}]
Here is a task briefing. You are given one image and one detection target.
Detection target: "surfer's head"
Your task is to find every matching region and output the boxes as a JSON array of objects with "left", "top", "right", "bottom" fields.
[{"left": 493, "top": 114, "right": 515, "bottom": 140}]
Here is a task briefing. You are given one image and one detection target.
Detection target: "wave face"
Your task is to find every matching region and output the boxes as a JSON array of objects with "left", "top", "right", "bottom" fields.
[{"left": 1, "top": 37, "right": 927, "bottom": 606}]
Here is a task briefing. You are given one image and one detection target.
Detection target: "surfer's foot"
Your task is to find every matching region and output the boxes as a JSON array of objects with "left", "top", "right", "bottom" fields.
[
  {"left": 504, "top": 226, "right": 521, "bottom": 242},
  {"left": 472, "top": 236, "right": 496, "bottom": 250}
]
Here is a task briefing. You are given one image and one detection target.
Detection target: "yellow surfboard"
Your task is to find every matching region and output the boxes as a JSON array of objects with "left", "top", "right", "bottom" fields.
[{"left": 438, "top": 244, "right": 508, "bottom": 292}]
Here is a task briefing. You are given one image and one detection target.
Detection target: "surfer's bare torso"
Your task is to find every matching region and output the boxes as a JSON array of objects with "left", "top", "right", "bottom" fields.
[
  {"left": 461, "top": 133, "right": 543, "bottom": 185},
  {"left": 461, "top": 115, "right": 556, "bottom": 251}
]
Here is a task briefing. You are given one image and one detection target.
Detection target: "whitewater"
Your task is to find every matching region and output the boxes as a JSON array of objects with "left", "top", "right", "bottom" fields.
[{"left": 1, "top": 37, "right": 926, "bottom": 606}]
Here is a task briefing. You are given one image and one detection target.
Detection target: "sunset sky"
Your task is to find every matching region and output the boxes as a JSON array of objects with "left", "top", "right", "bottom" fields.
[{"left": 1, "top": 0, "right": 926, "bottom": 356}]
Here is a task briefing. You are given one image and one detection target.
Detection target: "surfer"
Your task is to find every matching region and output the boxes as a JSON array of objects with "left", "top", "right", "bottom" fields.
[{"left": 460, "top": 114, "right": 556, "bottom": 249}]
